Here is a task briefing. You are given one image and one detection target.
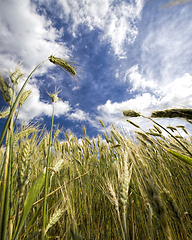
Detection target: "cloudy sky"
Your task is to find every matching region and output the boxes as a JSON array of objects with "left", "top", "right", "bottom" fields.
[{"left": 1, "top": 0, "right": 192, "bottom": 139}]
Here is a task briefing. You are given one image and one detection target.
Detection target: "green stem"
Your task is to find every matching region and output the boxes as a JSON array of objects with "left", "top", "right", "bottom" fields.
[
  {"left": 9, "top": 130, "right": 14, "bottom": 216},
  {"left": 1, "top": 141, "right": 12, "bottom": 240},
  {"left": 122, "top": 205, "right": 128, "bottom": 240},
  {"left": 0, "top": 113, "right": 14, "bottom": 240},
  {"left": 0, "top": 138, "right": 10, "bottom": 239},
  {"left": 0, "top": 59, "right": 47, "bottom": 147},
  {"left": 41, "top": 103, "right": 55, "bottom": 239}
]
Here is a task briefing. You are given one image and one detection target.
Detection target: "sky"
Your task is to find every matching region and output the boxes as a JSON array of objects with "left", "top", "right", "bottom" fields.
[{"left": 1, "top": 0, "right": 192, "bottom": 140}]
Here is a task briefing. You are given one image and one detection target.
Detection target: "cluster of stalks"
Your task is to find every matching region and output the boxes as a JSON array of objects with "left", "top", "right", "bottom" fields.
[
  {"left": 0, "top": 56, "right": 77, "bottom": 240},
  {"left": 0, "top": 57, "right": 192, "bottom": 239}
]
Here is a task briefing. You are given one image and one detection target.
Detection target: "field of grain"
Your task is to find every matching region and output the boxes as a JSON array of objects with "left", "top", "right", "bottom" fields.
[{"left": 0, "top": 57, "right": 192, "bottom": 240}]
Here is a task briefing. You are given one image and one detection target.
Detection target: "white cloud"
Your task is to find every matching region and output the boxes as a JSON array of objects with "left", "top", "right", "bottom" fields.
[
  {"left": 0, "top": 0, "right": 70, "bottom": 73},
  {"left": 98, "top": 93, "right": 158, "bottom": 118},
  {"left": 0, "top": 0, "right": 76, "bottom": 124},
  {"left": 68, "top": 109, "right": 89, "bottom": 121},
  {"left": 141, "top": 9, "right": 192, "bottom": 85},
  {"left": 18, "top": 82, "right": 71, "bottom": 121},
  {"left": 66, "top": 108, "right": 100, "bottom": 130},
  {"left": 97, "top": 72, "right": 192, "bottom": 132},
  {"left": 159, "top": 73, "right": 192, "bottom": 107},
  {"left": 54, "top": 101, "right": 71, "bottom": 117},
  {"left": 72, "top": 86, "right": 80, "bottom": 91},
  {"left": 97, "top": 93, "right": 158, "bottom": 134},
  {"left": 58, "top": 0, "right": 144, "bottom": 55},
  {"left": 125, "top": 64, "right": 157, "bottom": 92},
  {"left": 17, "top": 83, "right": 96, "bottom": 125}
]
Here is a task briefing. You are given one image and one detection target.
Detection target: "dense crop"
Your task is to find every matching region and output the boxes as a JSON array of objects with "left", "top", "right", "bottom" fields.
[{"left": 0, "top": 58, "right": 192, "bottom": 239}]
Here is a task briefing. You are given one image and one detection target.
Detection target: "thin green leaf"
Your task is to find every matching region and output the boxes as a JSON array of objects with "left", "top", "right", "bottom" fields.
[
  {"left": 13, "top": 169, "right": 46, "bottom": 240},
  {"left": 24, "top": 230, "right": 40, "bottom": 240},
  {"left": 167, "top": 149, "right": 192, "bottom": 167},
  {"left": 24, "top": 205, "right": 42, "bottom": 236}
]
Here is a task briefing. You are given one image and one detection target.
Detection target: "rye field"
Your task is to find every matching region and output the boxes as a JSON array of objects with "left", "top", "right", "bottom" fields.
[{"left": 0, "top": 56, "right": 192, "bottom": 239}]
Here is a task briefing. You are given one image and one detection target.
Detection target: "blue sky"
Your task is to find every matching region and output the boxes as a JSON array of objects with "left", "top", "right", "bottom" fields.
[{"left": 1, "top": 0, "right": 192, "bottom": 139}]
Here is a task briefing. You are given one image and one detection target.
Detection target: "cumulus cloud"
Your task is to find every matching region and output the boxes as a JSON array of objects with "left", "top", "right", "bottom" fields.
[
  {"left": 125, "top": 64, "right": 157, "bottom": 92},
  {"left": 97, "top": 93, "right": 158, "bottom": 134},
  {"left": 107, "top": 4, "right": 192, "bottom": 132},
  {"left": 1, "top": 0, "right": 192, "bottom": 137},
  {"left": 159, "top": 73, "right": 192, "bottom": 107},
  {"left": 17, "top": 82, "right": 94, "bottom": 125},
  {"left": 66, "top": 108, "right": 100, "bottom": 130},
  {"left": 58, "top": 0, "right": 144, "bottom": 55},
  {"left": 0, "top": 0, "right": 70, "bottom": 73},
  {"left": 17, "top": 82, "right": 71, "bottom": 121},
  {"left": 97, "top": 93, "right": 158, "bottom": 118},
  {"left": 68, "top": 109, "right": 89, "bottom": 121},
  {"left": 97, "top": 72, "right": 192, "bottom": 131}
]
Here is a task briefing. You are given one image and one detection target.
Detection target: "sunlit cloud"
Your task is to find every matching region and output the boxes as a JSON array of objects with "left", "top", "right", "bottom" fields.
[
  {"left": 0, "top": 0, "right": 70, "bottom": 73},
  {"left": 68, "top": 109, "right": 88, "bottom": 121},
  {"left": 125, "top": 64, "right": 157, "bottom": 92},
  {"left": 58, "top": 0, "right": 144, "bottom": 55},
  {"left": 97, "top": 72, "right": 192, "bottom": 130},
  {"left": 1, "top": 0, "right": 192, "bottom": 138}
]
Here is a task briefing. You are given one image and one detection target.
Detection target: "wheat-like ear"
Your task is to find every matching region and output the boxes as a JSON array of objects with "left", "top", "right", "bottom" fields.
[
  {"left": 167, "top": 125, "right": 177, "bottom": 132},
  {"left": 99, "top": 119, "right": 105, "bottom": 128},
  {"left": 151, "top": 108, "right": 192, "bottom": 120},
  {"left": 176, "top": 125, "right": 188, "bottom": 134},
  {"left": 135, "top": 131, "right": 155, "bottom": 146},
  {"left": 53, "top": 125, "right": 61, "bottom": 139},
  {"left": 146, "top": 131, "right": 162, "bottom": 137},
  {"left": 98, "top": 178, "right": 122, "bottom": 226},
  {"left": 120, "top": 161, "right": 133, "bottom": 205},
  {"left": 9, "top": 64, "right": 24, "bottom": 84},
  {"left": 19, "top": 90, "right": 32, "bottom": 108},
  {"left": 47, "top": 87, "right": 61, "bottom": 103},
  {"left": 0, "top": 107, "right": 10, "bottom": 119},
  {"left": 17, "top": 140, "right": 32, "bottom": 194},
  {"left": 13, "top": 125, "right": 38, "bottom": 145},
  {"left": 137, "top": 136, "right": 147, "bottom": 146},
  {"left": 84, "top": 137, "right": 91, "bottom": 146},
  {"left": 102, "top": 131, "right": 110, "bottom": 143},
  {"left": 0, "top": 73, "right": 13, "bottom": 105},
  {"left": 123, "top": 110, "right": 141, "bottom": 117},
  {"left": 106, "top": 180, "right": 120, "bottom": 214},
  {"left": 153, "top": 124, "right": 162, "bottom": 134},
  {"left": 48, "top": 55, "right": 77, "bottom": 79},
  {"left": 111, "top": 130, "right": 121, "bottom": 144},
  {"left": 126, "top": 119, "right": 140, "bottom": 128},
  {"left": 45, "top": 208, "right": 65, "bottom": 234}
]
